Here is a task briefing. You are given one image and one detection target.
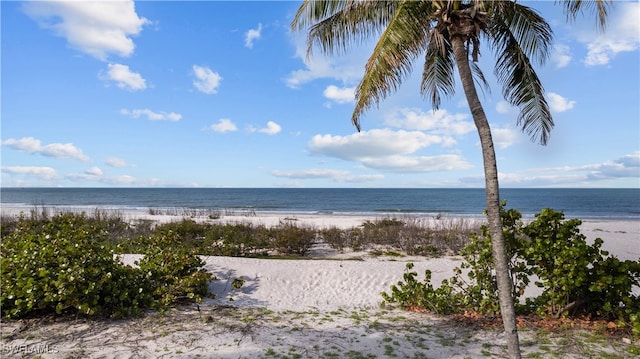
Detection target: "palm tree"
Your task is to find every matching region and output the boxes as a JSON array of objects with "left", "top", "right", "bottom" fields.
[{"left": 292, "top": 1, "right": 610, "bottom": 358}]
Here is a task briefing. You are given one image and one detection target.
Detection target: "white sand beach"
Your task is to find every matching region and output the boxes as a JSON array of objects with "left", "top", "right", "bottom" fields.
[{"left": 1, "top": 212, "right": 638, "bottom": 358}]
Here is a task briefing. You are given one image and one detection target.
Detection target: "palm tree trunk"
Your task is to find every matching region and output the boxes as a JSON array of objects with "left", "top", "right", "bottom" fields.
[{"left": 451, "top": 36, "right": 522, "bottom": 359}]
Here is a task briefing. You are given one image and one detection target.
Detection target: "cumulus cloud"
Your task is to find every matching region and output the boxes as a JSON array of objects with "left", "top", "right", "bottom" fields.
[
  {"left": 103, "top": 63, "right": 146, "bottom": 91},
  {"left": 308, "top": 129, "right": 472, "bottom": 172},
  {"left": 2, "top": 137, "right": 89, "bottom": 161},
  {"left": 22, "top": 0, "right": 149, "bottom": 60},
  {"left": 547, "top": 92, "right": 576, "bottom": 113},
  {"left": 105, "top": 157, "right": 133, "bottom": 168},
  {"left": 323, "top": 85, "right": 355, "bottom": 104},
  {"left": 257, "top": 121, "right": 282, "bottom": 135},
  {"left": 361, "top": 154, "right": 473, "bottom": 173},
  {"left": 309, "top": 129, "right": 437, "bottom": 159},
  {"left": 551, "top": 44, "right": 572, "bottom": 69},
  {"left": 271, "top": 168, "right": 384, "bottom": 183},
  {"left": 245, "top": 23, "right": 262, "bottom": 48},
  {"left": 209, "top": 119, "right": 238, "bottom": 133},
  {"left": 385, "top": 108, "right": 474, "bottom": 136},
  {"left": 1, "top": 166, "right": 58, "bottom": 180},
  {"left": 581, "top": 2, "right": 640, "bottom": 66},
  {"left": 491, "top": 127, "right": 520, "bottom": 149},
  {"left": 120, "top": 108, "right": 182, "bottom": 121},
  {"left": 192, "top": 65, "right": 222, "bottom": 94}
]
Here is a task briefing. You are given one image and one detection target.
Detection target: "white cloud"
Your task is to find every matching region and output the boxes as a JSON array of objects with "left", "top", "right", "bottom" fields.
[
  {"left": 308, "top": 129, "right": 472, "bottom": 172},
  {"left": 361, "top": 154, "right": 473, "bottom": 173},
  {"left": 547, "top": 92, "right": 576, "bottom": 113},
  {"left": 103, "top": 63, "right": 146, "bottom": 91},
  {"left": 105, "top": 157, "right": 132, "bottom": 168},
  {"left": 1, "top": 166, "right": 58, "bottom": 180},
  {"left": 245, "top": 23, "right": 262, "bottom": 48},
  {"left": 309, "top": 129, "right": 437, "bottom": 159},
  {"left": 323, "top": 85, "right": 355, "bottom": 104},
  {"left": 491, "top": 127, "right": 519, "bottom": 149},
  {"left": 192, "top": 65, "right": 222, "bottom": 94},
  {"left": 258, "top": 121, "right": 282, "bottom": 135},
  {"left": 2, "top": 137, "right": 90, "bottom": 161},
  {"left": 551, "top": 44, "right": 572, "bottom": 69},
  {"left": 385, "top": 108, "right": 474, "bottom": 136},
  {"left": 580, "top": 152, "right": 640, "bottom": 179},
  {"left": 22, "top": 0, "right": 149, "bottom": 60},
  {"left": 581, "top": 2, "right": 640, "bottom": 66},
  {"left": 459, "top": 152, "right": 640, "bottom": 187},
  {"left": 67, "top": 171, "right": 136, "bottom": 185},
  {"left": 285, "top": 35, "right": 368, "bottom": 89},
  {"left": 120, "top": 108, "right": 182, "bottom": 121},
  {"left": 496, "top": 101, "right": 513, "bottom": 114},
  {"left": 271, "top": 168, "right": 384, "bottom": 183},
  {"left": 85, "top": 166, "right": 103, "bottom": 176},
  {"left": 209, "top": 119, "right": 238, "bottom": 133},
  {"left": 107, "top": 175, "right": 136, "bottom": 185}
]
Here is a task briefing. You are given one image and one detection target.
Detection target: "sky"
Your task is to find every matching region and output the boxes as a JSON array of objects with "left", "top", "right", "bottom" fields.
[{"left": 1, "top": 0, "right": 639, "bottom": 188}]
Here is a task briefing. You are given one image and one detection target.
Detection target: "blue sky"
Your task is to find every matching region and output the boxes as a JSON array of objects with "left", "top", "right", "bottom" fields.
[{"left": 1, "top": 1, "right": 639, "bottom": 188}]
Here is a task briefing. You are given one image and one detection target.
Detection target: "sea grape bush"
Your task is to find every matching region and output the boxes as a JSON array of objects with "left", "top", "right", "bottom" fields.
[
  {"left": 383, "top": 204, "right": 640, "bottom": 336},
  {"left": 135, "top": 232, "right": 213, "bottom": 307},
  {"left": 0, "top": 213, "right": 213, "bottom": 319}
]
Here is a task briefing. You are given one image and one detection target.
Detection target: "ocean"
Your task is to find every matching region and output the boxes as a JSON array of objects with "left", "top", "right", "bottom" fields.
[{"left": 1, "top": 187, "right": 638, "bottom": 220}]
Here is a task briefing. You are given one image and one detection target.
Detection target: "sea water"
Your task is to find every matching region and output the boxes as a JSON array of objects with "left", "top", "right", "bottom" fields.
[{"left": 1, "top": 187, "right": 638, "bottom": 220}]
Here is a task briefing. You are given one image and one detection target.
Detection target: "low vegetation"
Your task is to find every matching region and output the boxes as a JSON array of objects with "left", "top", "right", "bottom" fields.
[
  {"left": 1, "top": 212, "right": 212, "bottom": 319},
  {"left": 382, "top": 202, "right": 640, "bottom": 341},
  {"left": 0, "top": 208, "right": 478, "bottom": 320}
]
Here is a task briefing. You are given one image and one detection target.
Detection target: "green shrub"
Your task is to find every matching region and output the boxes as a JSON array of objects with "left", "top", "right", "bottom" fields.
[
  {"left": 521, "top": 208, "right": 640, "bottom": 320},
  {"left": 155, "top": 219, "right": 211, "bottom": 244},
  {"left": 382, "top": 204, "right": 640, "bottom": 336},
  {"left": 136, "top": 232, "right": 213, "bottom": 307},
  {"left": 1, "top": 213, "right": 214, "bottom": 319},
  {"left": 381, "top": 262, "right": 462, "bottom": 314},
  {"left": 270, "top": 223, "right": 316, "bottom": 256},
  {"left": 0, "top": 214, "right": 153, "bottom": 318},
  {"left": 205, "top": 223, "right": 271, "bottom": 257}
]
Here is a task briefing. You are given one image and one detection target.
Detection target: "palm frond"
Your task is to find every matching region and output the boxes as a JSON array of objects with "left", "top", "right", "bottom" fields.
[
  {"left": 421, "top": 30, "right": 456, "bottom": 110},
  {"left": 291, "top": 0, "right": 349, "bottom": 31},
  {"left": 489, "top": 1, "right": 553, "bottom": 66},
  {"left": 470, "top": 61, "right": 491, "bottom": 99},
  {"left": 557, "top": 0, "right": 612, "bottom": 31},
  {"left": 493, "top": 36, "right": 553, "bottom": 145},
  {"left": 352, "top": 1, "right": 434, "bottom": 130},
  {"left": 293, "top": 0, "right": 398, "bottom": 58},
  {"left": 487, "top": 1, "right": 554, "bottom": 145}
]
